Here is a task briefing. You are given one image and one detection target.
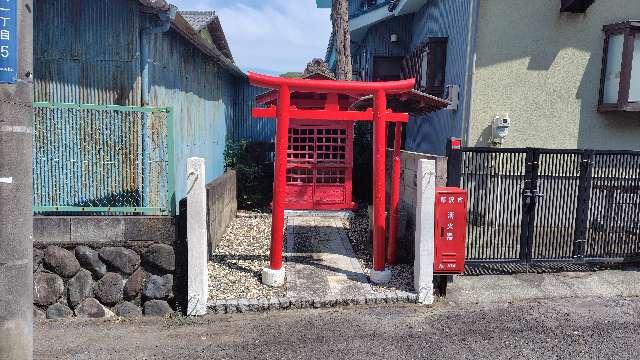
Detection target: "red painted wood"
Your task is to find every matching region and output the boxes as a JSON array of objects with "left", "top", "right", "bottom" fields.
[
  {"left": 249, "top": 72, "right": 415, "bottom": 95},
  {"left": 387, "top": 123, "right": 403, "bottom": 265},
  {"left": 252, "top": 107, "right": 408, "bottom": 122},
  {"left": 270, "top": 84, "right": 290, "bottom": 270},
  {"left": 285, "top": 120, "right": 354, "bottom": 211},
  {"left": 247, "top": 72, "right": 415, "bottom": 272},
  {"left": 372, "top": 89, "right": 387, "bottom": 272}
]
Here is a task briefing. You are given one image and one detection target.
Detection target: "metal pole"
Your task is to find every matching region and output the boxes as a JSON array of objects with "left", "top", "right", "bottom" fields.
[
  {"left": 270, "top": 84, "right": 290, "bottom": 270},
  {"left": 372, "top": 89, "right": 387, "bottom": 272},
  {"left": 0, "top": 0, "right": 33, "bottom": 358},
  {"left": 387, "top": 123, "right": 402, "bottom": 265}
]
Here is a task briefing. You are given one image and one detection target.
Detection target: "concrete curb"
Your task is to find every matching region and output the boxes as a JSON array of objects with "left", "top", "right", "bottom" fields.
[{"left": 207, "top": 291, "right": 420, "bottom": 314}]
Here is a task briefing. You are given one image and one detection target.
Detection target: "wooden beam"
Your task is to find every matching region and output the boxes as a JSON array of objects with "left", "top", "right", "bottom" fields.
[{"left": 252, "top": 107, "right": 409, "bottom": 122}]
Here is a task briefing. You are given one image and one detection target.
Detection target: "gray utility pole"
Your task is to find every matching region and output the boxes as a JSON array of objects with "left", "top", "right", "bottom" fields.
[{"left": 0, "top": 0, "right": 33, "bottom": 359}]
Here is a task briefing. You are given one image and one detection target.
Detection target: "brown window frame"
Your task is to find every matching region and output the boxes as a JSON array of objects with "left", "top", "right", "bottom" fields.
[
  {"left": 401, "top": 37, "right": 448, "bottom": 97},
  {"left": 598, "top": 21, "right": 640, "bottom": 112}
]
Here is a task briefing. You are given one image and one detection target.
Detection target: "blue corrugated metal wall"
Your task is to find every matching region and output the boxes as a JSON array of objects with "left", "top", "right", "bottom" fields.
[
  {"left": 34, "top": 0, "right": 141, "bottom": 105},
  {"left": 33, "top": 0, "right": 265, "bottom": 207},
  {"left": 404, "top": 0, "right": 471, "bottom": 155},
  {"left": 230, "top": 81, "right": 275, "bottom": 142},
  {"left": 147, "top": 27, "right": 235, "bottom": 202},
  {"left": 351, "top": 0, "right": 472, "bottom": 155}
]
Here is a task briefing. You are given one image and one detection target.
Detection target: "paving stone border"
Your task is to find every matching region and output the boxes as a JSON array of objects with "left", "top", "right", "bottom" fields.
[{"left": 207, "top": 291, "right": 419, "bottom": 314}]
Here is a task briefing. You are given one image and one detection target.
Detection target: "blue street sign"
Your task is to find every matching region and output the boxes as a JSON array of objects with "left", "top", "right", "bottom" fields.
[{"left": 0, "top": 0, "right": 17, "bottom": 84}]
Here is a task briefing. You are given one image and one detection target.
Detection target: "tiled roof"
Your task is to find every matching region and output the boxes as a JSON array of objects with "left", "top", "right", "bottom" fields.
[{"left": 179, "top": 11, "right": 218, "bottom": 32}]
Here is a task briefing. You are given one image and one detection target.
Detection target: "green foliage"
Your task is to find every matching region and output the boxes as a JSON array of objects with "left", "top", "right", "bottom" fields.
[{"left": 224, "top": 139, "right": 274, "bottom": 210}]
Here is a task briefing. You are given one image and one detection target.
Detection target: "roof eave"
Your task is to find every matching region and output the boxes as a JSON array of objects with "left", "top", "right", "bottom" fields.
[{"left": 170, "top": 14, "right": 246, "bottom": 79}]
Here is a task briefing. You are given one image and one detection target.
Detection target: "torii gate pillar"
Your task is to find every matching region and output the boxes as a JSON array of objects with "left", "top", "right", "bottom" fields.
[{"left": 249, "top": 73, "right": 415, "bottom": 286}]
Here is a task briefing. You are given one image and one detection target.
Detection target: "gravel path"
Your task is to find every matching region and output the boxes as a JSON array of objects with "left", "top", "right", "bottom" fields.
[
  {"left": 208, "top": 211, "right": 285, "bottom": 300},
  {"left": 209, "top": 209, "right": 413, "bottom": 300},
  {"left": 345, "top": 210, "right": 414, "bottom": 293}
]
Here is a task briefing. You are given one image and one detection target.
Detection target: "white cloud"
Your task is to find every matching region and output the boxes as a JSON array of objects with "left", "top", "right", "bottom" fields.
[{"left": 171, "top": 0, "right": 331, "bottom": 74}]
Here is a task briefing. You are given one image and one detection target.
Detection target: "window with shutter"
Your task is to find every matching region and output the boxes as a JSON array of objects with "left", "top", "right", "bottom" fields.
[{"left": 402, "top": 37, "right": 448, "bottom": 97}]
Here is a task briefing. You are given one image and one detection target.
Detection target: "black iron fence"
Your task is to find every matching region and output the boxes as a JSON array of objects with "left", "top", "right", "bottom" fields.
[{"left": 448, "top": 145, "right": 640, "bottom": 265}]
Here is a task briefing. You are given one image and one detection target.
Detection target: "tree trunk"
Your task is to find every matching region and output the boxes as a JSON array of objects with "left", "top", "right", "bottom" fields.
[{"left": 331, "top": 0, "right": 352, "bottom": 81}]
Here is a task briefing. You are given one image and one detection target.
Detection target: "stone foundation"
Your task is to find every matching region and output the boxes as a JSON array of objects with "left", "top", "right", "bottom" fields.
[{"left": 33, "top": 216, "right": 177, "bottom": 319}]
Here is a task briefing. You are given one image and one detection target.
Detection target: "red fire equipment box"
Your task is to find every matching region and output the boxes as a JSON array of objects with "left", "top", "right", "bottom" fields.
[{"left": 434, "top": 187, "right": 468, "bottom": 274}]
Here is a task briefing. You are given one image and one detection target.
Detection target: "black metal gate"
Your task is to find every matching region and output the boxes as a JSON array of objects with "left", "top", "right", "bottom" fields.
[{"left": 448, "top": 146, "right": 640, "bottom": 265}]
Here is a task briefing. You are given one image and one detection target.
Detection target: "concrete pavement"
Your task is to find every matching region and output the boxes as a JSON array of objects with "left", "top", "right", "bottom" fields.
[
  {"left": 35, "top": 296, "right": 640, "bottom": 359},
  {"left": 448, "top": 266, "right": 640, "bottom": 305}
]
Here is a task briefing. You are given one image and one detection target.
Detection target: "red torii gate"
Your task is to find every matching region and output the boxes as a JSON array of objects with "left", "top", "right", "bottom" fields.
[{"left": 249, "top": 72, "right": 415, "bottom": 285}]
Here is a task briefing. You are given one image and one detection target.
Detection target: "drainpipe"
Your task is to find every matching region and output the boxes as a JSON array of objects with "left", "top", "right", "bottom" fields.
[
  {"left": 461, "top": 0, "right": 480, "bottom": 146},
  {"left": 139, "top": 6, "right": 177, "bottom": 209}
]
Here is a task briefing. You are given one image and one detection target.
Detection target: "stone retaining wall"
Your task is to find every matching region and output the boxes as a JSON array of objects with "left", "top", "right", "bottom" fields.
[
  {"left": 33, "top": 216, "right": 178, "bottom": 320},
  {"left": 385, "top": 150, "right": 447, "bottom": 263},
  {"left": 206, "top": 170, "right": 237, "bottom": 253}
]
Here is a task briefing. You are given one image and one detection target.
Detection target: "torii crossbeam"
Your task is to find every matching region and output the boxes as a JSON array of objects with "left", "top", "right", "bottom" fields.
[{"left": 249, "top": 72, "right": 415, "bottom": 285}]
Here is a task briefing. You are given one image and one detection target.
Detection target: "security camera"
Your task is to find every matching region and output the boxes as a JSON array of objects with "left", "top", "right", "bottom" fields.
[{"left": 491, "top": 114, "right": 511, "bottom": 145}]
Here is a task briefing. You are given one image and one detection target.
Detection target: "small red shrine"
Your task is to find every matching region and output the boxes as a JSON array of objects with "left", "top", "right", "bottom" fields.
[
  {"left": 249, "top": 72, "right": 449, "bottom": 286},
  {"left": 255, "top": 74, "right": 358, "bottom": 211}
]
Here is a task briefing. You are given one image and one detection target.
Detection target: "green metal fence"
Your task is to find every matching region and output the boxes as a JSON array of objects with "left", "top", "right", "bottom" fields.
[{"left": 32, "top": 102, "right": 175, "bottom": 215}]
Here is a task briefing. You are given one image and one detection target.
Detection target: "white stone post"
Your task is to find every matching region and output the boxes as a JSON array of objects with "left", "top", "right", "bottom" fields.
[
  {"left": 414, "top": 159, "right": 436, "bottom": 305},
  {"left": 187, "top": 157, "right": 208, "bottom": 315}
]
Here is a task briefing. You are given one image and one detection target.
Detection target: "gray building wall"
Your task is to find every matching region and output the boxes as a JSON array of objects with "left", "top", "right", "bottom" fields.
[{"left": 469, "top": 0, "right": 640, "bottom": 150}]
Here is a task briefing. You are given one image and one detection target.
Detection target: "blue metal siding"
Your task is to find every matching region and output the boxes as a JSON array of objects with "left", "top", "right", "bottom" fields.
[
  {"left": 33, "top": 0, "right": 141, "bottom": 105},
  {"left": 230, "top": 81, "right": 275, "bottom": 142},
  {"left": 351, "top": 0, "right": 472, "bottom": 155},
  {"left": 356, "top": 14, "right": 414, "bottom": 81},
  {"left": 404, "top": 0, "right": 472, "bottom": 155},
  {"left": 33, "top": 0, "right": 259, "bottom": 208},
  {"left": 147, "top": 28, "right": 244, "bottom": 202}
]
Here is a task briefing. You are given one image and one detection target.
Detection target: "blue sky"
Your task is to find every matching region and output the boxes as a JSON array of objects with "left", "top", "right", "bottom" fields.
[{"left": 171, "top": 0, "right": 332, "bottom": 74}]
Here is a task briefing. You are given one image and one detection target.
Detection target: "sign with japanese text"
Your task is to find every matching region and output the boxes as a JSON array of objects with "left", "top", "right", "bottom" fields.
[
  {"left": 434, "top": 187, "right": 468, "bottom": 274},
  {"left": 0, "top": 0, "right": 17, "bottom": 84}
]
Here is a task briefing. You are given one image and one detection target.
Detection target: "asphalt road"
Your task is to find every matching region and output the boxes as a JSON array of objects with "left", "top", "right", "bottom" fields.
[{"left": 35, "top": 296, "right": 640, "bottom": 360}]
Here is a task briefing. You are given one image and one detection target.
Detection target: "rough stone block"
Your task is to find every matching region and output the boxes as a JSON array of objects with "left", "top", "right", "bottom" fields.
[
  {"left": 143, "top": 300, "right": 173, "bottom": 316},
  {"left": 74, "top": 298, "right": 107, "bottom": 318},
  {"left": 66, "top": 269, "right": 94, "bottom": 308},
  {"left": 124, "top": 268, "right": 147, "bottom": 300},
  {"left": 93, "top": 272, "right": 123, "bottom": 306},
  {"left": 114, "top": 301, "right": 142, "bottom": 317},
  {"left": 44, "top": 245, "right": 81, "bottom": 278},
  {"left": 33, "top": 272, "right": 64, "bottom": 306},
  {"left": 75, "top": 246, "right": 107, "bottom": 279},
  {"left": 143, "top": 244, "right": 175, "bottom": 273},
  {"left": 46, "top": 303, "right": 73, "bottom": 319},
  {"left": 98, "top": 247, "right": 140, "bottom": 275},
  {"left": 143, "top": 274, "right": 173, "bottom": 300}
]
